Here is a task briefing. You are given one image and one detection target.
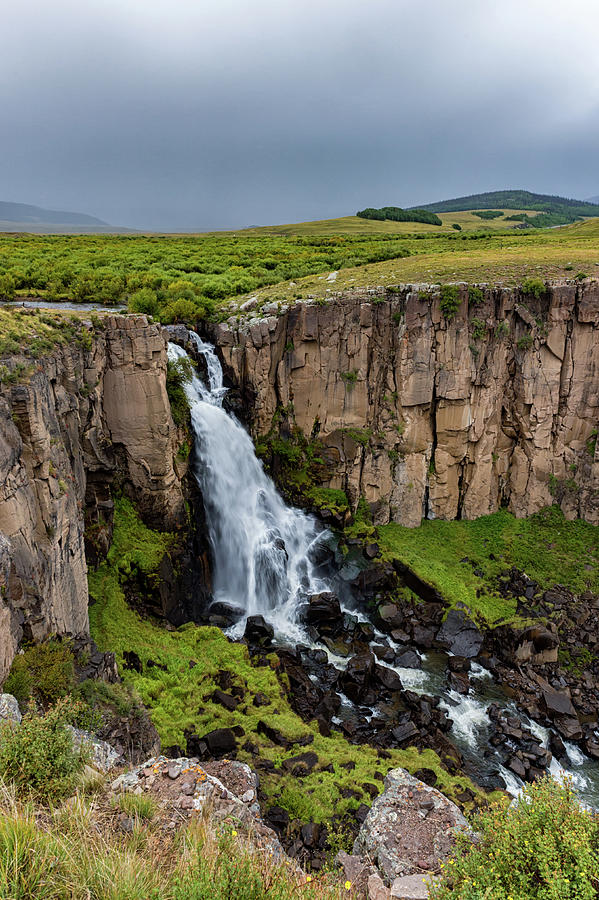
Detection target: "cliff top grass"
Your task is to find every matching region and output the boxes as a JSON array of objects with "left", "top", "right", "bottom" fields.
[
  {"left": 377, "top": 506, "right": 599, "bottom": 627},
  {"left": 231, "top": 218, "right": 599, "bottom": 310},
  {"left": 1, "top": 216, "right": 598, "bottom": 325},
  {"left": 88, "top": 497, "right": 479, "bottom": 823},
  {"left": 0, "top": 306, "right": 97, "bottom": 363}
]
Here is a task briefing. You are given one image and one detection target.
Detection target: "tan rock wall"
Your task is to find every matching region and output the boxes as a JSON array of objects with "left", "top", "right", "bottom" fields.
[
  {"left": 212, "top": 282, "right": 599, "bottom": 528},
  {"left": 0, "top": 316, "right": 185, "bottom": 683}
]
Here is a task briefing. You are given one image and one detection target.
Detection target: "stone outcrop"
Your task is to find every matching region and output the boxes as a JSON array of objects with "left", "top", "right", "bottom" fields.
[
  {"left": 353, "top": 767, "right": 471, "bottom": 886},
  {"left": 211, "top": 282, "right": 599, "bottom": 527},
  {"left": 0, "top": 316, "right": 186, "bottom": 682},
  {"left": 111, "top": 755, "right": 286, "bottom": 859}
]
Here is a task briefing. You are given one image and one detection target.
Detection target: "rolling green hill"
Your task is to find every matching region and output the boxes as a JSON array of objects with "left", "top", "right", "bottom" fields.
[{"left": 414, "top": 189, "right": 599, "bottom": 218}]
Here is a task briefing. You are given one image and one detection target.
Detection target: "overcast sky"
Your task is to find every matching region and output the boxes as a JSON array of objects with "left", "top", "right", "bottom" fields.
[{"left": 2, "top": 0, "right": 599, "bottom": 230}]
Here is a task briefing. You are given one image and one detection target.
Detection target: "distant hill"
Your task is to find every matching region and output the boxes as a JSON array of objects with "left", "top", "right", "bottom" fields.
[
  {"left": 413, "top": 190, "right": 599, "bottom": 218},
  {"left": 0, "top": 201, "right": 132, "bottom": 233},
  {"left": 585, "top": 195, "right": 599, "bottom": 206}
]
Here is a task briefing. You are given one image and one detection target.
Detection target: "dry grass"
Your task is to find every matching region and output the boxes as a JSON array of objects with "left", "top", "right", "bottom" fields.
[{"left": 0, "top": 778, "right": 348, "bottom": 899}]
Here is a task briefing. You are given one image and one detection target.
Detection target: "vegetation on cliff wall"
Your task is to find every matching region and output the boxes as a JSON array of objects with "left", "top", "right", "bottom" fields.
[
  {"left": 0, "top": 306, "right": 97, "bottom": 366},
  {"left": 88, "top": 497, "right": 477, "bottom": 824}
]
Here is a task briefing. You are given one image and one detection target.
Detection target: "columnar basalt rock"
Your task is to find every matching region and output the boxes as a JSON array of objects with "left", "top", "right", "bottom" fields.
[
  {"left": 0, "top": 316, "right": 186, "bottom": 683},
  {"left": 211, "top": 282, "right": 599, "bottom": 528}
]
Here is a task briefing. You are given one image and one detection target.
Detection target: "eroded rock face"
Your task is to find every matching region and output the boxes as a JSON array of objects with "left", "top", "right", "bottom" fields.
[
  {"left": 353, "top": 767, "right": 471, "bottom": 885},
  {"left": 0, "top": 316, "right": 186, "bottom": 682},
  {"left": 211, "top": 282, "right": 599, "bottom": 527}
]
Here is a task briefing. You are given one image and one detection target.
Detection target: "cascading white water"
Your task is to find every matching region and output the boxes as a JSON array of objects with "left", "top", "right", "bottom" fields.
[{"left": 168, "top": 336, "right": 329, "bottom": 641}]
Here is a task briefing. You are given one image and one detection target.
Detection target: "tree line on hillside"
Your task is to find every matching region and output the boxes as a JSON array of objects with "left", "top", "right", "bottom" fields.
[
  {"left": 357, "top": 206, "right": 442, "bottom": 225},
  {"left": 417, "top": 189, "right": 599, "bottom": 218}
]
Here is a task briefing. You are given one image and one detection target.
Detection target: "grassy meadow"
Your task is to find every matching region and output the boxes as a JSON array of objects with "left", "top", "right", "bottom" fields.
[{"left": 0, "top": 214, "right": 598, "bottom": 333}]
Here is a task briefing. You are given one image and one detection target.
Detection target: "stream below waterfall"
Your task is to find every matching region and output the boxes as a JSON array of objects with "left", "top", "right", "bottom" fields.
[{"left": 168, "top": 335, "right": 599, "bottom": 808}]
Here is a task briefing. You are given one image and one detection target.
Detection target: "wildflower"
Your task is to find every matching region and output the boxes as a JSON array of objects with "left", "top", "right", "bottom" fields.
[
  {"left": 306, "top": 875, "right": 312, "bottom": 882},
  {"left": 345, "top": 881, "right": 351, "bottom": 891},
  {"left": 231, "top": 830, "right": 237, "bottom": 837}
]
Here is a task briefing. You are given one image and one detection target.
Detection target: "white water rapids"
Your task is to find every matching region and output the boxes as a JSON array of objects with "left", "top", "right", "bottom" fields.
[
  {"left": 168, "top": 335, "right": 599, "bottom": 805},
  {"left": 168, "top": 335, "right": 328, "bottom": 642}
]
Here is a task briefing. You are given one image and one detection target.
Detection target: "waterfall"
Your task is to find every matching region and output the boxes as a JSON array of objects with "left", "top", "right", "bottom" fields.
[{"left": 167, "top": 336, "right": 329, "bottom": 641}]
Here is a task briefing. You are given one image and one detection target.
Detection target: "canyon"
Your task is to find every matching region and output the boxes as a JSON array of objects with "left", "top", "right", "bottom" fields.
[{"left": 1, "top": 281, "right": 598, "bottom": 683}]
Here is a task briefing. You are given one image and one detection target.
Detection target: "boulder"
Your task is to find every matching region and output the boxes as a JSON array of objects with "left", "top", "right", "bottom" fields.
[
  {"left": 542, "top": 687, "right": 577, "bottom": 719},
  {"left": 436, "top": 609, "right": 482, "bottom": 658},
  {"left": 0, "top": 693, "right": 21, "bottom": 725},
  {"left": 305, "top": 592, "right": 343, "bottom": 635},
  {"left": 378, "top": 603, "right": 404, "bottom": 630},
  {"left": 354, "top": 768, "right": 471, "bottom": 885},
  {"left": 391, "top": 874, "right": 434, "bottom": 899},
  {"left": 66, "top": 725, "right": 122, "bottom": 773},
  {"left": 243, "top": 615, "right": 274, "bottom": 645},
  {"left": 395, "top": 649, "right": 421, "bottom": 670},
  {"left": 339, "top": 652, "right": 376, "bottom": 702}
]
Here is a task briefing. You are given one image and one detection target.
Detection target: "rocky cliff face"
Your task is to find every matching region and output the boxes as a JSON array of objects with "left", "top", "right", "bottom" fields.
[
  {"left": 211, "top": 282, "right": 599, "bottom": 528},
  {"left": 0, "top": 316, "right": 186, "bottom": 683}
]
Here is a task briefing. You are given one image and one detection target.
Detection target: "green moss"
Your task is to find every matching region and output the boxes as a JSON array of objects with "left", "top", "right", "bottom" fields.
[
  {"left": 89, "top": 496, "right": 478, "bottom": 821},
  {"left": 307, "top": 487, "right": 350, "bottom": 517},
  {"left": 342, "top": 427, "right": 372, "bottom": 447},
  {"left": 377, "top": 506, "right": 599, "bottom": 627}
]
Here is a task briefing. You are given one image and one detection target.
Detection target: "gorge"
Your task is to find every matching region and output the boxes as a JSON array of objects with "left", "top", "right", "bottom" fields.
[{"left": 1, "top": 281, "right": 599, "bottom": 875}]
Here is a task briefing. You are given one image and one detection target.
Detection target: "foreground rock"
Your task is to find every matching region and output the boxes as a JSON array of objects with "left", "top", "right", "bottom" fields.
[
  {"left": 0, "top": 693, "right": 21, "bottom": 725},
  {"left": 353, "top": 768, "right": 471, "bottom": 886},
  {"left": 111, "top": 755, "right": 286, "bottom": 858}
]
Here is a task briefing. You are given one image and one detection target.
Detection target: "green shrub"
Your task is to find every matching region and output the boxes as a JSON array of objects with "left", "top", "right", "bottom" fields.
[
  {"left": 472, "top": 210, "right": 503, "bottom": 219},
  {"left": 521, "top": 276, "right": 546, "bottom": 300},
  {"left": 451, "top": 223, "right": 462, "bottom": 231},
  {"left": 128, "top": 287, "right": 161, "bottom": 318},
  {"left": 495, "top": 320, "right": 509, "bottom": 338},
  {"left": 162, "top": 298, "right": 200, "bottom": 325},
  {"left": 0, "top": 273, "right": 16, "bottom": 299},
  {"left": 517, "top": 332, "right": 534, "bottom": 350},
  {"left": 468, "top": 286, "right": 484, "bottom": 306},
  {"left": 470, "top": 317, "right": 487, "bottom": 341},
  {"left": 0, "top": 699, "right": 88, "bottom": 800},
  {"left": 3, "top": 638, "right": 75, "bottom": 707},
  {"left": 430, "top": 777, "right": 599, "bottom": 900},
  {"left": 439, "top": 285, "right": 461, "bottom": 321},
  {"left": 340, "top": 370, "right": 358, "bottom": 388},
  {"left": 166, "top": 357, "right": 193, "bottom": 427},
  {"left": 575, "top": 272, "right": 589, "bottom": 281}
]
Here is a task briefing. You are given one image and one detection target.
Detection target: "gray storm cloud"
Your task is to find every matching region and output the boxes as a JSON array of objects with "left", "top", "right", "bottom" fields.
[{"left": 2, "top": 0, "right": 599, "bottom": 229}]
